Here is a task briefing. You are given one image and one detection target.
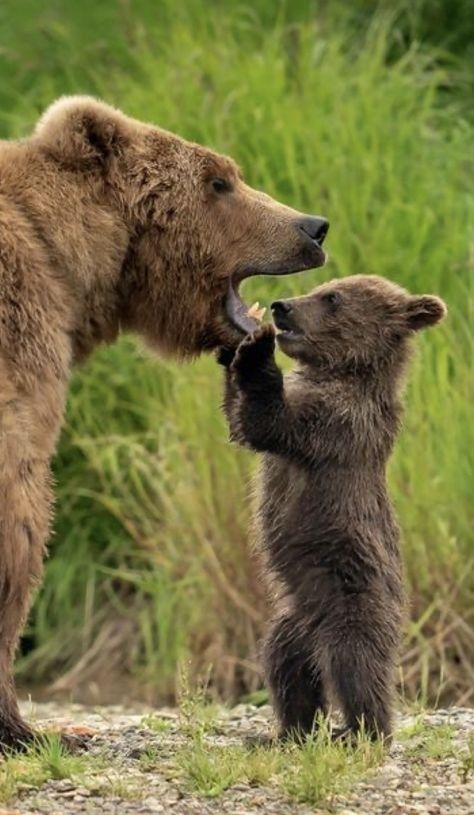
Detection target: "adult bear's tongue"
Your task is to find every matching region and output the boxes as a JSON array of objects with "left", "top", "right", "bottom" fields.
[{"left": 225, "top": 275, "right": 260, "bottom": 334}]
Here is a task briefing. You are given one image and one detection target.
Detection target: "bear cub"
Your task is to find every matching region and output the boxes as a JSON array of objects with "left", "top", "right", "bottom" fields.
[{"left": 219, "top": 275, "right": 446, "bottom": 741}]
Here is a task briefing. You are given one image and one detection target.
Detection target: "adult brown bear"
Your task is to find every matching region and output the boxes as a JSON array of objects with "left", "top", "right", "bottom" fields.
[{"left": 0, "top": 96, "right": 328, "bottom": 751}]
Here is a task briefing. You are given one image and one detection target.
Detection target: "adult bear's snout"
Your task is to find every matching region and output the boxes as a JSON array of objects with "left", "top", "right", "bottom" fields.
[
  {"left": 297, "top": 216, "right": 329, "bottom": 246},
  {"left": 292, "top": 215, "right": 329, "bottom": 270}
]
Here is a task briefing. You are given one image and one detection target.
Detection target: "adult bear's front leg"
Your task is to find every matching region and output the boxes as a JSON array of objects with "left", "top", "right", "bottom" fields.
[
  {"left": 0, "top": 455, "right": 52, "bottom": 751},
  {"left": 0, "top": 379, "right": 66, "bottom": 753}
]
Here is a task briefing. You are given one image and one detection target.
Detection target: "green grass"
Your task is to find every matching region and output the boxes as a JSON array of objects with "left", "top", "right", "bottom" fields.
[
  {"left": 398, "top": 717, "right": 474, "bottom": 782},
  {"left": 157, "top": 685, "right": 386, "bottom": 806},
  {"left": 459, "top": 734, "right": 474, "bottom": 783},
  {"left": 1, "top": 701, "right": 469, "bottom": 809},
  {"left": 399, "top": 719, "right": 457, "bottom": 759},
  {"left": 87, "top": 773, "right": 143, "bottom": 801},
  {"left": 176, "top": 717, "right": 385, "bottom": 805},
  {"left": 177, "top": 739, "right": 286, "bottom": 797},
  {"left": 0, "top": 734, "right": 97, "bottom": 804},
  {"left": 0, "top": 732, "right": 142, "bottom": 805},
  {"left": 141, "top": 714, "right": 174, "bottom": 735},
  {"left": 0, "top": 0, "right": 471, "bottom": 704},
  {"left": 281, "top": 728, "right": 385, "bottom": 807}
]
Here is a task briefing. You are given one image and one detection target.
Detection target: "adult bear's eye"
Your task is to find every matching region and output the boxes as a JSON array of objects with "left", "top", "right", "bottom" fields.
[
  {"left": 210, "top": 177, "right": 232, "bottom": 194},
  {"left": 322, "top": 291, "right": 341, "bottom": 306}
]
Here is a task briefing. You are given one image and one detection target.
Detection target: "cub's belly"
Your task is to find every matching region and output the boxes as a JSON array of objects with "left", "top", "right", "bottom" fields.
[{"left": 257, "top": 455, "right": 309, "bottom": 539}]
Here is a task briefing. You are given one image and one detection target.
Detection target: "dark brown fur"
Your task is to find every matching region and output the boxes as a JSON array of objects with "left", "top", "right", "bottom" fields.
[
  {"left": 0, "top": 96, "right": 327, "bottom": 751},
  {"left": 220, "top": 275, "right": 446, "bottom": 740}
]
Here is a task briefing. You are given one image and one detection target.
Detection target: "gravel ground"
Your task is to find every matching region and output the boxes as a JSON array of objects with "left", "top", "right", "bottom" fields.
[{"left": 1, "top": 701, "right": 471, "bottom": 815}]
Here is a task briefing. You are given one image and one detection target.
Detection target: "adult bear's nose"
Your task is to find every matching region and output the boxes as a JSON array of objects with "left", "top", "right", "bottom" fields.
[{"left": 298, "top": 216, "right": 329, "bottom": 245}]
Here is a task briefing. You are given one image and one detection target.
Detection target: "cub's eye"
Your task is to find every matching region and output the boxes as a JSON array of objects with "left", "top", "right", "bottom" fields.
[
  {"left": 209, "top": 177, "right": 232, "bottom": 194},
  {"left": 321, "top": 291, "right": 341, "bottom": 306}
]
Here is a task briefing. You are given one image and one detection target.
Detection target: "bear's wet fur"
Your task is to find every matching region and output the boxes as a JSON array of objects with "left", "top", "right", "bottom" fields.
[
  {"left": 0, "top": 96, "right": 327, "bottom": 751},
  {"left": 220, "top": 274, "right": 446, "bottom": 740}
]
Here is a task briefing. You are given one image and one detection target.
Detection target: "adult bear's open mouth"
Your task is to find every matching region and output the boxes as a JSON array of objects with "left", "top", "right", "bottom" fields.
[
  {"left": 225, "top": 216, "right": 329, "bottom": 334},
  {"left": 225, "top": 253, "right": 327, "bottom": 334}
]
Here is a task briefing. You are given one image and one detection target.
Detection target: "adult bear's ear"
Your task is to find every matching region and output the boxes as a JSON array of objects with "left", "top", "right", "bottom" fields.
[
  {"left": 35, "top": 95, "right": 131, "bottom": 169},
  {"left": 405, "top": 294, "right": 447, "bottom": 331}
]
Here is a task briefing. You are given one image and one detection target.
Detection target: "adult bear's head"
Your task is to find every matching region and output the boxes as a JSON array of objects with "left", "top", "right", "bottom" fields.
[{"left": 36, "top": 97, "right": 328, "bottom": 356}]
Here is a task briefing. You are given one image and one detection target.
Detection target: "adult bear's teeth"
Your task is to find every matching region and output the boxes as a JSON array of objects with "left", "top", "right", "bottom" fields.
[{"left": 248, "top": 302, "right": 267, "bottom": 322}]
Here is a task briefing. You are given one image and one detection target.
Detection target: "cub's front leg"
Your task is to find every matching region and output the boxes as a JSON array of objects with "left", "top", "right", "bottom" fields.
[
  {"left": 216, "top": 345, "right": 242, "bottom": 442},
  {"left": 230, "top": 325, "right": 287, "bottom": 453}
]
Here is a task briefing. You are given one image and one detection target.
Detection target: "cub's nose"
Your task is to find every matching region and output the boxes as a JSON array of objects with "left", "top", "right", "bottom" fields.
[
  {"left": 271, "top": 300, "right": 293, "bottom": 315},
  {"left": 298, "top": 216, "right": 329, "bottom": 245}
]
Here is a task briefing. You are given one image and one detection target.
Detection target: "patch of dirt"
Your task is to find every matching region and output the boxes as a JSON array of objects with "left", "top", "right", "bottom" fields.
[{"left": 8, "top": 702, "right": 473, "bottom": 815}]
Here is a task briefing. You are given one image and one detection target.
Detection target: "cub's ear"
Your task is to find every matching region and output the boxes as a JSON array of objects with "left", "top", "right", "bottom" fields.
[
  {"left": 405, "top": 295, "right": 447, "bottom": 331},
  {"left": 35, "top": 96, "right": 132, "bottom": 168}
]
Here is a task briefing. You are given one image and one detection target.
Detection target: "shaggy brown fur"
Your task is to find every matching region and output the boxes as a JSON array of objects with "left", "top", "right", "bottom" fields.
[
  {"left": 220, "top": 275, "right": 446, "bottom": 740},
  {"left": 0, "top": 96, "right": 328, "bottom": 751}
]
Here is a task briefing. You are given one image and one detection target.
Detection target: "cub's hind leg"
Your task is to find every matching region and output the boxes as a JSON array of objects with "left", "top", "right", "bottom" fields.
[
  {"left": 330, "top": 642, "right": 394, "bottom": 739},
  {"left": 264, "top": 612, "right": 327, "bottom": 739},
  {"left": 325, "top": 625, "right": 398, "bottom": 741}
]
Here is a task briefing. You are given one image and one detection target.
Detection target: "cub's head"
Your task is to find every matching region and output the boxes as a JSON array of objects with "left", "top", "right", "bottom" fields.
[
  {"left": 35, "top": 96, "right": 328, "bottom": 357},
  {"left": 271, "top": 275, "right": 446, "bottom": 373}
]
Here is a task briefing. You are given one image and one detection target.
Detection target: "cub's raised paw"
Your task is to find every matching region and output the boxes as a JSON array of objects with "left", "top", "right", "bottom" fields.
[{"left": 231, "top": 324, "right": 276, "bottom": 375}]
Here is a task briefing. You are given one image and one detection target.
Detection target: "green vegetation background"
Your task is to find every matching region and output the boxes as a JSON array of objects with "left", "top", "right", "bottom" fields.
[{"left": 1, "top": 0, "right": 472, "bottom": 705}]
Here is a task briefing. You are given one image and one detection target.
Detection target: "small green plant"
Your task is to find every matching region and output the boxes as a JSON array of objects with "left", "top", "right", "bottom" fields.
[
  {"left": 177, "top": 665, "right": 221, "bottom": 738},
  {"left": 0, "top": 733, "right": 93, "bottom": 804},
  {"left": 87, "top": 773, "right": 142, "bottom": 801},
  {"left": 459, "top": 734, "right": 474, "bottom": 783},
  {"left": 137, "top": 745, "right": 161, "bottom": 772},
  {"left": 399, "top": 721, "right": 457, "bottom": 760},
  {"left": 397, "top": 716, "right": 427, "bottom": 741},
  {"left": 141, "top": 713, "right": 174, "bottom": 734},
  {"left": 179, "top": 737, "right": 286, "bottom": 797},
  {"left": 281, "top": 722, "right": 385, "bottom": 807},
  {"left": 239, "top": 745, "right": 284, "bottom": 786},
  {"left": 177, "top": 741, "right": 246, "bottom": 798},
  {"left": 32, "top": 734, "right": 89, "bottom": 780}
]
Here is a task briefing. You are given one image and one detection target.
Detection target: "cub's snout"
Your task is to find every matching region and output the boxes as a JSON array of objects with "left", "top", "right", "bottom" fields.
[{"left": 271, "top": 300, "right": 296, "bottom": 331}]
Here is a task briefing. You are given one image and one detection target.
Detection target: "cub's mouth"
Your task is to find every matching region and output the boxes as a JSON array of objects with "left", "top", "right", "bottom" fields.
[
  {"left": 271, "top": 301, "right": 304, "bottom": 343},
  {"left": 225, "top": 253, "right": 326, "bottom": 335}
]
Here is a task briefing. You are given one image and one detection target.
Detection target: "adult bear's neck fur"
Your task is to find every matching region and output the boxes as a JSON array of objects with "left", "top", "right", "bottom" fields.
[{"left": 0, "top": 140, "right": 133, "bottom": 363}]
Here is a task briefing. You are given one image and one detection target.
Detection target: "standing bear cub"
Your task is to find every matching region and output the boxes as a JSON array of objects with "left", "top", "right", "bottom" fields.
[{"left": 220, "top": 275, "right": 446, "bottom": 740}]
